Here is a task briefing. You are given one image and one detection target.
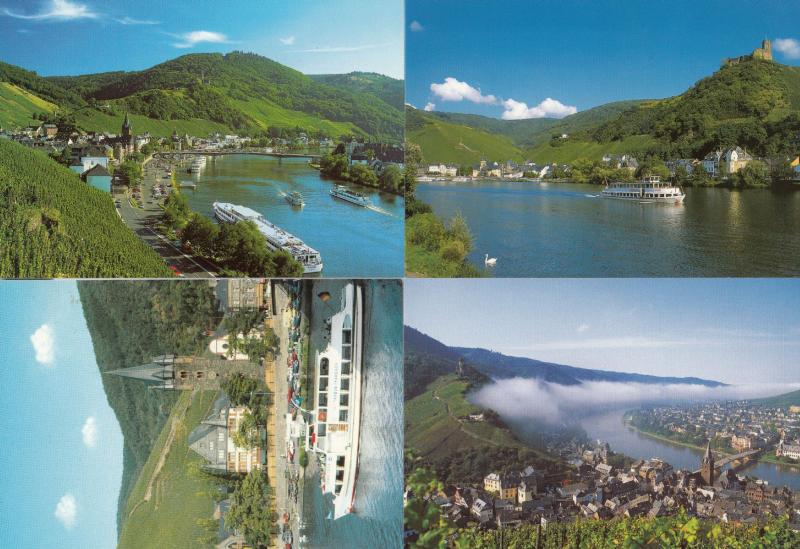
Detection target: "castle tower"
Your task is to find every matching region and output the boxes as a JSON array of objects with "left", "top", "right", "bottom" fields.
[
  {"left": 700, "top": 440, "right": 715, "bottom": 486},
  {"left": 762, "top": 39, "right": 772, "bottom": 61},
  {"left": 456, "top": 357, "right": 465, "bottom": 377},
  {"left": 106, "top": 354, "right": 262, "bottom": 390}
]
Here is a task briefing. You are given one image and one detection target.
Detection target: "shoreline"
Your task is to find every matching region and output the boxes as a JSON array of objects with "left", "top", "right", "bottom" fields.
[{"left": 625, "top": 419, "right": 800, "bottom": 471}]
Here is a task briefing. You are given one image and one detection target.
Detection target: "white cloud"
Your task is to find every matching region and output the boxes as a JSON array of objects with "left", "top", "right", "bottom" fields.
[
  {"left": 501, "top": 97, "right": 577, "bottom": 120},
  {"left": 774, "top": 38, "right": 800, "bottom": 59},
  {"left": 430, "top": 77, "right": 497, "bottom": 104},
  {"left": 423, "top": 102, "right": 436, "bottom": 112},
  {"left": 115, "top": 16, "right": 159, "bottom": 25},
  {"left": 279, "top": 35, "right": 295, "bottom": 46},
  {"left": 3, "top": 0, "right": 97, "bottom": 21},
  {"left": 576, "top": 323, "right": 590, "bottom": 333},
  {"left": 54, "top": 493, "right": 77, "bottom": 529},
  {"left": 173, "top": 30, "right": 230, "bottom": 49},
  {"left": 409, "top": 20, "right": 423, "bottom": 32},
  {"left": 30, "top": 324, "right": 54, "bottom": 365},
  {"left": 472, "top": 377, "right": 800, "bottom": 425},
  {"left": 81, "top": 416, "right": 97, "bottom": 447}
]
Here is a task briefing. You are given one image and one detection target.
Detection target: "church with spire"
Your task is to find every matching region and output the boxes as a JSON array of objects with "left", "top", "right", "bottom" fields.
[
  {"left": 700, "top": 440, "right": 716, "bottom": 486},
  {"left": 108, "top": 112, "right": 136, "bottom": 160},
  {"left": 105, "top": 354, "right": 262, "bottom": 390}
]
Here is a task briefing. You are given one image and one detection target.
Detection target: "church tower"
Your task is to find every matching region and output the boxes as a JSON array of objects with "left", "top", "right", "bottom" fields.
[
  {"left": 106, "top": 354, "right": 262, "bottom": 390},
  {"left": 700, "top": 440, "right": 715, "bottom": 486},
  {"left": 121, "top": 112, "right": 132, "bottom": 141}
]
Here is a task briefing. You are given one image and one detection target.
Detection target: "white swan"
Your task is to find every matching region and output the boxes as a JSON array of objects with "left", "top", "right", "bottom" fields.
[{"left": 484, "top": 254, "right": 497, "bottom": 266}]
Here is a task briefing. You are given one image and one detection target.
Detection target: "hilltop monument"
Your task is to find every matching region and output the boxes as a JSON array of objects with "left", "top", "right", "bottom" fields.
[
  {"left": 106, "top": 354, "right": 261, "bottom": 390},
  {"left": 724, "top": 39, "right": 773, "bottom": 66}
]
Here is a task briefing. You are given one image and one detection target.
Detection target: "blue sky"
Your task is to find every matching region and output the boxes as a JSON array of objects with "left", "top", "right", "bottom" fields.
[
  {"left": 405, "top": 279, "right": 800, "bottom": 386},
  {"left": 0, "top": 281, "right": 123, "bottom": 549},
  {"left": 407, "top": 0, "right": 800, "bottom": 119},
  {"left": 0, "top": 0, "right": 404, "bottom": 78}
]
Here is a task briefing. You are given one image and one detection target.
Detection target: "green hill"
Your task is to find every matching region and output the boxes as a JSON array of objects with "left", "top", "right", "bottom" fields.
[
  {"left": 117, "top": 390, "right": 222, "bottom": 549},
  {"left": 406, "top": 107, "right": 524, "bottom": 165},
  {"left": 310, "top": 71, "right": 404, "bottom": 111},
  {"left": 408, "top": 59, "right": 800, "bottom": 165},
  {"left": 0, "top": 82, "right": 58, "bottom": 128},
  {"left": 752, "top": 389, "right": 800, "bottom": 408},
  {"left": 78, "top": 281, "right": 220, "bottom": 530},
  {"left": 47, "top": 52, "right": 403, "bottom": 141},
  {"left": 425, "top": 100, "right": 646, "bottom": 149},
  {"left": 0, "top": 139, "right": 171, "bottom": 277},
  {"left": 592, "top": 58, "right": 800, "bottom": 158}
]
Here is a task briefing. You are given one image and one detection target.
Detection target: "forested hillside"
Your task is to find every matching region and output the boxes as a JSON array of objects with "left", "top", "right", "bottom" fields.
[
  {"left": 407, "top": 59, "right": 800, "bottom": 164},
  {"left": 47, "top": 52, "right": 403, "bottom": 141},
  {"left": 78, "top": 281, "right": 220, "bottom": 529},
  {"left": 310, "top": 71, "right": 404, "bottom": 111},
  {"left": 0, "top": 139, "right": 171, "bottom": 278}
]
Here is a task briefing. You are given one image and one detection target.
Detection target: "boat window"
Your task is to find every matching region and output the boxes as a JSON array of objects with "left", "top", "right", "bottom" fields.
[
  {"left": 341, "top": 362, "right": 350, "bottom": 375},
  {"left": 342, "top": 329, "right": 352, "bottom": 344},
  {"left": 339, "top": 410, "right": 348, "bottom": 422},
  {"left": 319, "top": 394, "right": 328, "bottom": 406},
  {"left": 337, "top": 456, "right": 345, "bottom": 467},
  {"left": 341, "top": 378, "right": 350, "bottom": 391},
  {"left": 342, "top": 346, "right": 351, "bottom": 360},
  {"left": 336, "top": 470, "right": 344, "bottom": 481},
  {"left": 340, "top": 394, "right": 349, "bottom": 407},
  {"left": 320, "top": 358, "right": 329, "bottom": 375}
]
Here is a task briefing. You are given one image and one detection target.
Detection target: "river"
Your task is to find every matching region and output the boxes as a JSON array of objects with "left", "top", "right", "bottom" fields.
[
  {"left": 303, "top": 280, "right": 403, "bottom": 548},
  {"left": 416, "top": 180, "right": 800, "bottom": 277},
  {"left": 181, "top": 154, "right": 405, "bottom": 277},
  {"left": 580, "top": 409, "right": 800, "bottom": 490}
]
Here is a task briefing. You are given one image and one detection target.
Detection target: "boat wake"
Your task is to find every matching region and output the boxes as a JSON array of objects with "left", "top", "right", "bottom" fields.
[
  {"left": 365, "top": 204, "right": 395, "bottom": 217},
  {"left": 584, "top": 194, "right": 599, "bottom": 198}
]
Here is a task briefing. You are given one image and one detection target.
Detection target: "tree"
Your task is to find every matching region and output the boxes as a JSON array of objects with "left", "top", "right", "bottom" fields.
[
  {"left": 163, "top": 192, "right": 190, "bottom": 230},
  {"left": 734, "top": 160, "right": 770, "bottom": 188},
  {"left": 691, "top": 163, "right": 710, "bottom": 186},
  {"left": 379, "top": 164, "right": 403, "bottom": 193},
  {"left": 226, "top": 471, "right": 273, "bottom": 548},
  {"left": 222, "top": 373, "right": 258, "bottom": 407},
  {"left": 299, "top": 447, "right": 309, "bottom": 468},
  {"left": 232, "top": 411, "right": 261, "bottom": 449},
  {"left": 319, "top": 153, "right": 349, "bottom": 180},
  {"left": 349, "top": 163, "right": 379, "bottom": 188},
  {"left": 180, "top": 213, "right": 219, "bottom": 257}
]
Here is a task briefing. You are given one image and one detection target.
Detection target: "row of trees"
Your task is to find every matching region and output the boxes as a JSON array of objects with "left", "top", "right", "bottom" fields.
[
  {"left": 162, "top": 193, "right": 304, "bottom": 276},
  {"left": 319, "top": 151, "right": 403, "bottom": 194}
]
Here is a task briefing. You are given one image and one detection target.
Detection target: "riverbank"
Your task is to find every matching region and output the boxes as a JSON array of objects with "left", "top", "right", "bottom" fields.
[{"left": 623, "top": 418, "right": 738, "bottom": 458}]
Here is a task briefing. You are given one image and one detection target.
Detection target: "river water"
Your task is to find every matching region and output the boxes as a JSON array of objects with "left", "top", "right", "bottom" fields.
[
  {"left": 182, "top": 154, "right": 404, "bottom": 277},
  {"left": 303, "top": 280, "right": 403, "bottom": 548},
  {"left": 416, "top": 180, "right": 800, "bottom": 277},
  {"left": 581, "top": 409, "right": 800, "bottom": 490}
]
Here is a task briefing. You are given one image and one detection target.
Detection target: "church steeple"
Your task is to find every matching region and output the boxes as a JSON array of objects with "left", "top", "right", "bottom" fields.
[
  {"left": 122, "top": 112, "right": 132, "bottom": 140},
  {"left": 700, "top": 439, "right": 715, "bottom": 486}
]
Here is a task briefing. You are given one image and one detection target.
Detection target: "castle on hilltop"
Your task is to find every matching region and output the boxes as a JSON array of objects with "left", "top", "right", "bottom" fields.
[{"left": 723, "top": 39, "right": 773, "bottom": 66}]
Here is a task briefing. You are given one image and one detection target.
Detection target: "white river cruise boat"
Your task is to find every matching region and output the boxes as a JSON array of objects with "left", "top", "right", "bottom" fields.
[
  {"left": 601, "top": 175, "right": 685, "bottom": 203},
  {"left": 309, "top": 283, "right": 363, "bottom": 520},
  {"left": 212, "top": 202, "right": 323, "bottom": 274},
  {"left": 330, "top": 185, "right": 371, "bottom": 207},
  {"left": 189, "top": 155, "right": 207, "bottom": 173}
]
